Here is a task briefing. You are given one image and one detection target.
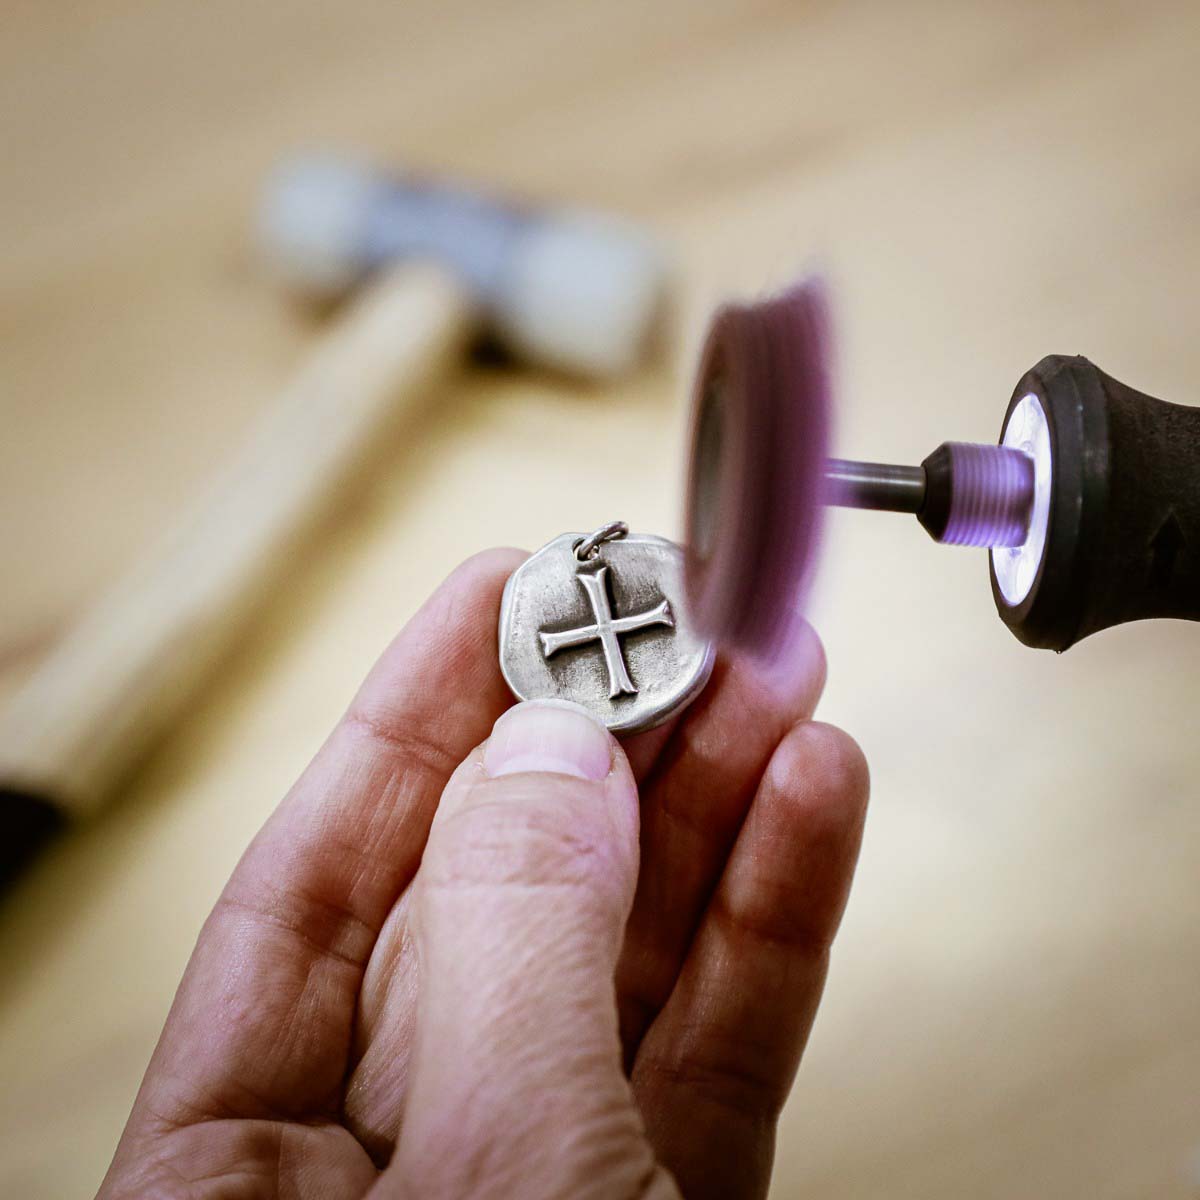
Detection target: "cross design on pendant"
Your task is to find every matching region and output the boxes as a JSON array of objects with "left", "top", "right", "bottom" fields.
[{"left": 539, "top": 566, "right": 674, "bottom": 698}]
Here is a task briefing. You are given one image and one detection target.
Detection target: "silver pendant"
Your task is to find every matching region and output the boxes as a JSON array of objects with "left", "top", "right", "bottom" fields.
[{"left": 499, "top": 521, "right": 715, "bottom": 733}]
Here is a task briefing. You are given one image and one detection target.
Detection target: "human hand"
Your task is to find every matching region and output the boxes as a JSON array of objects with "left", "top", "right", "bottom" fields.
[{"left": 99, "top": 548, "right": 867, "bottom": 1200}]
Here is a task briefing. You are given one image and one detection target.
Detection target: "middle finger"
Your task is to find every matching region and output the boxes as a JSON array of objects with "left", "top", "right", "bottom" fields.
[{"left": 614, "top": 622, "right": 826, "bottom": 1063}]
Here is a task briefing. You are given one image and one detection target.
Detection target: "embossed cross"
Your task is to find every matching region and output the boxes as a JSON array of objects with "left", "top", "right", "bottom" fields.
[{"left": 539, "top": 566, "right": 674, "bottom": 698}]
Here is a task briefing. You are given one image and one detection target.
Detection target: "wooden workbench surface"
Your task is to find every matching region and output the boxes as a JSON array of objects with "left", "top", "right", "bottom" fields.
[{"left": 2, "top": 2, "right": 1198, "bottom": 1195}]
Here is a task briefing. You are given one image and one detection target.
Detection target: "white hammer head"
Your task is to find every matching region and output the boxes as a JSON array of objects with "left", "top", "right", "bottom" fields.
[{"left": 259, "top": 158, "right": 671, "bottom": 379}]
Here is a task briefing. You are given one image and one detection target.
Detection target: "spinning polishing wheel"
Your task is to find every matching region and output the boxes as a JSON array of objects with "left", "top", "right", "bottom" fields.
[
  {"left": 684, "top": 284, "right": 831, "bottom": 662},
  {"left": 683, "top": 279, "right": 1200, "bottom": 657}
]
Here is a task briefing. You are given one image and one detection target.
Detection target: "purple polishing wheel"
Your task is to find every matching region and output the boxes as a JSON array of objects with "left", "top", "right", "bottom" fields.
[{"left": 683, "top": 279, "right": 831, "bottom": 662}]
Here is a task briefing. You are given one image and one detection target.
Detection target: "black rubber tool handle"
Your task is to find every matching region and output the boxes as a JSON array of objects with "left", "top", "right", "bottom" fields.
[{"left": 992, "top": 355, "right": 1200, "bottom": 650}]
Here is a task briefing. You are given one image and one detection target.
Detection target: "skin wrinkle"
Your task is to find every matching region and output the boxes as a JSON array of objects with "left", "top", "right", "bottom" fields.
[
  {"left": 349, "top": 893, "right": 414, "bottom": 1063},
  {"left": 426, "top": 805, "right": 612, "bottom": 889},
  {"left": 213, "top": 888, "right": 376, "bottom": 975},
  {"left": 416, "top": 915, "right": 620, "bottom": 1052},
  {"left": 342, "top": 707, "right": 464, "bottom": 789},
  {"left": 343, "top": 921, "right": 424, "bottom": 1162},
  {"left": 320, "top": 765, "right": 426, "bottom": 918},
  {"left": 138, "top": 1119, "right": 370, "bottom": 1200},
  {"left": 401, "top": 1074, "right": 655, "bottom": 1200},
  {"left": 639, "top": 1036, "right": 791, "bottom": 1127},
  {"left": 706, "top": 846, "right": 844, "bottom": 959},
  {"left": 151, "top": 984, "right": 337, "bottom": 1128},
  {"left": 112, "top": 1155, "right": 233, "bottom": 1200},
  {"left": 212, "top": 936, "right": 348, "bottom": 1114},
  {"left": 274, "top": 1122, "right": 287, "bottom": 1200},
  {"left": 305, "top": 732, "right": 459, "bottom": 915},
  {"left": 123, "top": 1121, "right": 279, "bottom": 1199},
  {"left": 135, "top": 1072, "right": 261, "bottom": 1140},
  {"left": 636, "top": 955, "right": 827, "bottom": 1123}
]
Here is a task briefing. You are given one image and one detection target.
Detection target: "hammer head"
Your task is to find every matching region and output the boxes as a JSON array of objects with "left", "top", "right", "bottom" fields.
[{"left": 259, "top": 158, "right": 671, "bottom": 379}]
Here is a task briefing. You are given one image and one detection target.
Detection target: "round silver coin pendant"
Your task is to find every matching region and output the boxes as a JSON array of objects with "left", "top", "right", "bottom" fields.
[{"left": 498, "top": 522, "right": 715, "bottom": 733}]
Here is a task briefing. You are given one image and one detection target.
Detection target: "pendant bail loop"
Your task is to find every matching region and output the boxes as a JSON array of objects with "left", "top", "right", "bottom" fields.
[{"left": 573, "top": 520, "right": 629, "bottom": 562}]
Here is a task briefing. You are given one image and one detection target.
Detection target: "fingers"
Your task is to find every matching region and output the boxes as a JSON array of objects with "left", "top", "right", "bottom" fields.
[
  {"left": 340, "top": 627, "right": 811, "bottom": 1160},
  {"left": 631, "top": 722, "right": 868, "bottom": 1200},
  {"left": 615, "top": 623, "right": 827, "bottom": 1061},
  {"left": 380, "top": 701, "right": 673, "bottom": 1200},
  {"left": 125, "top": 549, "right": 524, "bottom": 1135}
]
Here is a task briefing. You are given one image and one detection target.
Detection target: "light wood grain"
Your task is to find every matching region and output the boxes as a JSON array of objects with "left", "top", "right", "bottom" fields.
[
  {"left": 2, "top": 2, "right": 1199, "bottom": 1198},
  {"left": 0, "top": 264, "right": 471, "bottom": 811}
]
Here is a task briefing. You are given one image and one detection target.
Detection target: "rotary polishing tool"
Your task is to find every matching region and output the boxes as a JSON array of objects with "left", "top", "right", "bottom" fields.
[{"left": 684, "top": 280, "right": 1200, "bottom": 656}]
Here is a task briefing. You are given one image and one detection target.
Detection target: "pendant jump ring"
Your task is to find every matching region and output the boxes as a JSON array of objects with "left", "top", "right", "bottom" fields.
[{"left": 574, "top": 520, "right": 629, "bottom": 561}]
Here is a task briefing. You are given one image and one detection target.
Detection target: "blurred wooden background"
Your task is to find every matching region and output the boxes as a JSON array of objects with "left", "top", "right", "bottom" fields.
[{"left": 2, "top": 1, "right": 1199, "bottom": 1196}]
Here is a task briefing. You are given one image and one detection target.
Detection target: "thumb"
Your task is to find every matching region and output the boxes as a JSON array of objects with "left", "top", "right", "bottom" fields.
[{"left": 384, "top": 700, "right": 675, "bottom": 1200}]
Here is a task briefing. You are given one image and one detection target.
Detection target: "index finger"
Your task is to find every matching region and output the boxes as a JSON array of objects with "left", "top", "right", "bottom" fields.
[{"left": 127, "top": 547, "right": 525, "bottom": 1129}]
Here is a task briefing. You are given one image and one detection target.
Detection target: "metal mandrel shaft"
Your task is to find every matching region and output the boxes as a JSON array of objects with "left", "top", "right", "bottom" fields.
[
  {"left": 823, "top": 444, "right": 1036, "bottom": 549},
  {"left": 823, "top": 458, "right": 926, "bottom": 513}
]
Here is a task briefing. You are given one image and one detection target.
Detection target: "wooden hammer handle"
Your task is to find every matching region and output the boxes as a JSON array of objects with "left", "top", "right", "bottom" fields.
[{"left": 0, "top": 264, "right": 472, "bottom": 819}]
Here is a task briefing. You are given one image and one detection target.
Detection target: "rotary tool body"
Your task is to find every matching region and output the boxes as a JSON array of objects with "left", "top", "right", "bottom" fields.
[{"left": 828, "top": 357, "right": 1200, "bottom": 651}]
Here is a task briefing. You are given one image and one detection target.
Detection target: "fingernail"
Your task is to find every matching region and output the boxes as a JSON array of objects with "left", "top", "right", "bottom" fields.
[{"left": 484, "top": 700, "right": 612, "bottom": 781}]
